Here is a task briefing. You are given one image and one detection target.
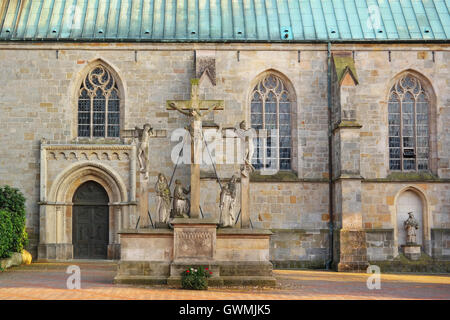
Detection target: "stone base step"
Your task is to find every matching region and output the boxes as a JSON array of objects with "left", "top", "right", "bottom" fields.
[
  {"left": 166, "top": 275, "right": 276, "bottom": 287},
  {"left": 113, "top": 275, "right": 167, "bottom": 285},
  {"left": 218, "top": 261, "right": 274, "bottom": 276},
  {"left": 219, "top": 276, "right": 277, "bottom": 287},
  {"left": 167, "top": 276, "right": 224, "bottom": 287}
]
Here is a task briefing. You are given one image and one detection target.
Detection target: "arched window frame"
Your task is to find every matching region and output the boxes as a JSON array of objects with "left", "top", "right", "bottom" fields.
[
  {"left": 77, "top": 64, "right": 122, "bottom": 139},
  {"left": 388, "top": 73, "right": 432, "bottom": 172},
  {"left": 249, "top": 72, "right": 295, "bottom": 171}
]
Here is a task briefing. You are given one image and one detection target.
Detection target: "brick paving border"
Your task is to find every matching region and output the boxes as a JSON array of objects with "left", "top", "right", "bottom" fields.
[{"left": 0, "top": 262, "right": 449, "bottom": 300}]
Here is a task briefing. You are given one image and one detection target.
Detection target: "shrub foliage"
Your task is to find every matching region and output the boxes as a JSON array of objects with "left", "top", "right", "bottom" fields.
[
  {"left": 181, "top": 266, "right": 212, "bottom": 290},
  {"left": 0, "top": 186, "right": 28, "bottom": 259}
]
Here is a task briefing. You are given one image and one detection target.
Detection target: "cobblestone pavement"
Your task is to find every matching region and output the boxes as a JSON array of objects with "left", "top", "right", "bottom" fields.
[{"left": 0, "top": 261, "right": 449, "bottom": 300}]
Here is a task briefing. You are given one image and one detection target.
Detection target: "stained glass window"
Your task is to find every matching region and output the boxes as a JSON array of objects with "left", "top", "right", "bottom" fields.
[
  {"left": 388, "top": 75, "right": 429, "bottom": 171},
  {"left": 250, "top": 74, "right": 292, "bottom": 170},
  {"left": 78, "top": 65, "right": 120, "bottom": 138}
]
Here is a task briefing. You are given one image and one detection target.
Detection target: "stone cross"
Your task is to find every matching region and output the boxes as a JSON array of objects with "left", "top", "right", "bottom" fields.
[{"left": 166, "top": 78, "right": 224, "bottom": 218}]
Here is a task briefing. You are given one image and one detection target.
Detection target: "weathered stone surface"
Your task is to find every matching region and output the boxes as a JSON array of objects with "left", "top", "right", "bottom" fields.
[
  {"left": 116, "top": 227, "right": 275, "bottom": 286},
  {"left": 0, "top": 42, "right": 448, "bottom": 267},
  {"left": 336, "top": 230, "right": 369, "bottom": 272},
  {"left": 402, "top": 245, "right": 421, "bottom": 261},
  {"left": 0, "top": 253, "right": 23, "bottom": 270},
  {"left": 172, "top": 218, "right": 217, "bottom": 261}
]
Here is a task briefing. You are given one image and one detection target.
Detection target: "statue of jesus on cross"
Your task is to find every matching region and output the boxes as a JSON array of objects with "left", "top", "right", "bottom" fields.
[{"left": 166, "top": 78, "right": 224, "bottom": 219}]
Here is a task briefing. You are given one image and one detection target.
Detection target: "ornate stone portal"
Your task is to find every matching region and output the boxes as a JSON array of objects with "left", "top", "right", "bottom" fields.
[
  {"left": 114, "top": 78, "right": 276, "bottom": 287},
  {"left": 38, "top": 142, "right": 136, "bottom": 260}
]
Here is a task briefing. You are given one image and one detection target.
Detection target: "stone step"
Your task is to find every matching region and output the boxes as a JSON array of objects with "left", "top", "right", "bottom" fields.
[
  {"left": 114, "top": 275, "right": 167, "bottom": 285},
  {"left": 166, "top": 275, "right": 276, "bottom": 287},
  {"left": 218, "top": 261, "right": 274, "bottom": 277},
  {"left": 219, "top": 276, "right": 277, "bottom": 287}
]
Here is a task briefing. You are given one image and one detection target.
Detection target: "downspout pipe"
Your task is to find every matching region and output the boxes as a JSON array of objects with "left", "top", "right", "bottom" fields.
[{"left": 326, "top": 42, "right": 334, "bottom": 270}]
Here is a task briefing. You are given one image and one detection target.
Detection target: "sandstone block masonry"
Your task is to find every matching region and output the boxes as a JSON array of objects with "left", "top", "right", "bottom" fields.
[{"left": 0, "top": 42, "right": 448, "bottom": 268}]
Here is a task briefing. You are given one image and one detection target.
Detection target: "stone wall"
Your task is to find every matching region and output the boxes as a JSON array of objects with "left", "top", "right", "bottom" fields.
[
  {"left": 365, "top": 229, "right": 395, "bottom": 261},
  {"left": 353, "top": 50, "right": 450, "bottom": 179},
  {"left": 0, "top": 42, "right": 448, "bottom": 263},
  {"left": 362, "top": 182, "right": 450, "bottom": 260},
  {"left": 431, "top": 229, "right": 450, "bottom": 260},
  {"left": 362, "top": 183, "right": 450, "bottom": 230},
  {"left": 198, "top": 179, "right": 330, "bottom": 264}
]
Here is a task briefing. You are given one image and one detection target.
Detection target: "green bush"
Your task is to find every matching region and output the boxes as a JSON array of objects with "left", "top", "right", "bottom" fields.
[
  {"left": 0, "top": 210, "right": 14, "bottom": 258},
  {"left": 0, "top": 186, "right": 28, "bottom": 259},
  {"left": 181, "top": 266, "right": 212, "bottom": 290}
]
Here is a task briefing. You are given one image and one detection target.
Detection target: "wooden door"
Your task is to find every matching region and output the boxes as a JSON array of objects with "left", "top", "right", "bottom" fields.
[
  {"left": 73, "top": 205, "right": 109, "bottom": 259},
  {"left": 72, "top": 181, "right": 109, "bottom": 259}
]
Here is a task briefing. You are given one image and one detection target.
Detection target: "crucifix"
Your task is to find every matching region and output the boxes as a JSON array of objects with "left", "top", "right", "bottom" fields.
[
  {"left": 121, "top": 125, "right": 166, "bottom": 228},
  {"left": 166, "top": 78, "right": 224, "bottom": 218}
]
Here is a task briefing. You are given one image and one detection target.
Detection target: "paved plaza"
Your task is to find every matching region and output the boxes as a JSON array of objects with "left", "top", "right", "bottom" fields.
[{"left": 0, "top": 261, "right": 449, "bottom": 300}]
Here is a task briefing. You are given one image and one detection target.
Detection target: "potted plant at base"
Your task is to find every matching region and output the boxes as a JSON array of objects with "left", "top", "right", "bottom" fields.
[{"left": 181, "top": 267, "right": 213, "bottom": 290}]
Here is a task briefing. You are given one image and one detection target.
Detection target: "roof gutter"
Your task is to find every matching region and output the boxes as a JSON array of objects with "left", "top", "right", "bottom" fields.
[{"left": 0, "top": 38, "right": 448, "bottom": 44}]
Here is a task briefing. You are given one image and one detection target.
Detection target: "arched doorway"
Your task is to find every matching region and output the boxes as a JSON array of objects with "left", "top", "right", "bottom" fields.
[
  {"left": 396, "top": 190, "right": 423, "bottom": 247},
  {"left": 72, "top": 181, "right": 109, "bottom": 259}
]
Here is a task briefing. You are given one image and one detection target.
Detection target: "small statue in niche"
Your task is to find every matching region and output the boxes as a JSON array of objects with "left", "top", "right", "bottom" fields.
[
  {"left": 155, "top": 173, "right": 171, "bottom": 224},
  {"left": 219, "top": 174, "right": 238, "bottom": 227},
  {"left": 135, "top": 123, "right": 153, "bottom": 179},
  {"left": 404, "top": 212, "right": 419, "bottom": 244},
  {"left": 173, "top": 179, "right": 190, "bottom": 218}
]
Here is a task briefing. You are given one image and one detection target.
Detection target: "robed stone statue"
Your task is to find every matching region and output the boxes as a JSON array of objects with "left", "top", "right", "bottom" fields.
[
  {"left": 173, "top": 180, "right": 190, "bottom": 218},
  {"left": 404, "top": 212, "right": 419, "bottom": 244},
  {"left": 219, "top": 174, "right": 238, "bottom": 227},
  {"left": 155, "top": 173, "right": 171, "bottom": 224}
]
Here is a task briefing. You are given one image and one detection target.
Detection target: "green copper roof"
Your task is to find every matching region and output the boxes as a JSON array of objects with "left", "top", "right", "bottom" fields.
[{"left": 0, "top": 0, "right": 449, "bottom": 42}]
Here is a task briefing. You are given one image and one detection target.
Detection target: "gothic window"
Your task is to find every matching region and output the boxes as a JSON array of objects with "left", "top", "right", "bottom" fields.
[
  {"left": 388, "top": 75, "right": 429, "bottom": 171},
  {"left": 78, "top": 65, "right": 120, "bottom": 138},
  {"left": 250, "top": 74, "right": 292, "bottom": 170}
]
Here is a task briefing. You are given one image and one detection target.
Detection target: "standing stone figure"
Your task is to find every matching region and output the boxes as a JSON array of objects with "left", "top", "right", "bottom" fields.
[
  {"left": 404, "top": 212, "right": 419, "bottom": 244},
  {"left": 155, "top": 173, "right": 171, "bottom": 224},
  {"left": 173, "top": 180, "right": 190, "bottom": 218},
  {"left": 219, "top": 174, "right": 238, "bottom": 227},
  {"left": 233, "top": 120, "right": 255, "bottom": 177},
  {"left": 135, "top": 123, "right": 153, "bottom": 179}
]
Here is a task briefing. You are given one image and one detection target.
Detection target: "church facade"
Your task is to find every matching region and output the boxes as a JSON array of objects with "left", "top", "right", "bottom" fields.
[{"left": 0, "top": 0, "right": 449, "bottom": 271}]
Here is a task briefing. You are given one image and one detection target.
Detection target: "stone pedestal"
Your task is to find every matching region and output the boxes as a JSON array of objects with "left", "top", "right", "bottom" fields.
[
  {"left": 402, "top": 244, "right": 421, "bottom": 261},
  {"left": 171, "top": 218, "right": 217, "bottom": 261},
  {"left": 168, "top": 218, "right": 219, "bottom": 284},
  {"left": 114, "top": 223, "right": 276, "bottom": 287},
  {"left": 37, "top": 243, "right": 73, "bottom": 260},
  {"left": 137, "top": 174, "right": 150, "bottom": 227},
  {"left": 240, "top": 174, "right": 250, "bottom": 228}
]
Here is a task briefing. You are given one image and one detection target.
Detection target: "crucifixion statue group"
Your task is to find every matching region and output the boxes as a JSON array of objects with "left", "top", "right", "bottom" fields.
[
  {"left": 166, "top": 78, "right": 224, "bottom": 219},
  {"left": 133, "top": 78, "right": 253, "bottom": 228}
]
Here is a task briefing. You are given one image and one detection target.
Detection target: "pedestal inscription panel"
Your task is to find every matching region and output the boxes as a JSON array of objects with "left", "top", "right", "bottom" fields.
[{"left": 172, "top": 218, "right": 217, "bottom": 261}]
